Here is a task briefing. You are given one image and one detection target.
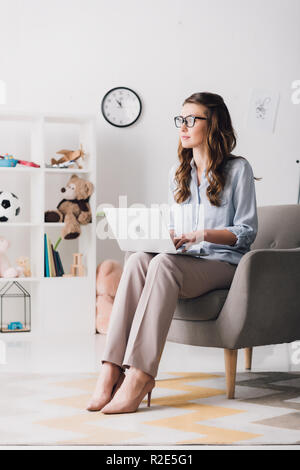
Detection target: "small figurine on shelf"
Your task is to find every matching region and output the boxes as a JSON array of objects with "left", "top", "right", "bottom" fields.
[
  {"left": 63, "top": 253, "right": 85, "bottom": 277},
  {"left": 7, "top": 321, "right": 24, "bottom": 331},
  {"left": 0, "top": 237, "right": 24, "bottom": 278},
  {"left": 49, "top": 144, "right": 86, "bottom": 169},
  {"left": 16, "top": 256, "right": 31, "bottom": 277},
  {"left": 0, "top": 191, "right": 21, "bottom": 222},
  {"left": 71, "top": 253, "right": 85, "bottom": 277}
]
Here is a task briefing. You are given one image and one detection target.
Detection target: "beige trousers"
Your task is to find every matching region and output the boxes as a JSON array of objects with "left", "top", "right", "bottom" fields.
[{"left": 101, "top": 251, "right": 237, "bottom": 378}]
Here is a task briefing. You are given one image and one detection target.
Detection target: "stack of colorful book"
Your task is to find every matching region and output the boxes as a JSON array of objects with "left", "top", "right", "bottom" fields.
[{"left": 44, "top": 234, "right": 65, "bottom": 277}]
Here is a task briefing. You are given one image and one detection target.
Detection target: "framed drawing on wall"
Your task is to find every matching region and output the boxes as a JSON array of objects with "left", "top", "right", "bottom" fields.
[{"left": 246, "top": 88, "right": 280, "bottom": 133}]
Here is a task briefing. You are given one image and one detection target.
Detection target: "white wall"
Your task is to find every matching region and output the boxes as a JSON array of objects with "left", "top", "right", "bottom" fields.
[{"left": 0, "top": 0, "right": 299, "bottom": 266}]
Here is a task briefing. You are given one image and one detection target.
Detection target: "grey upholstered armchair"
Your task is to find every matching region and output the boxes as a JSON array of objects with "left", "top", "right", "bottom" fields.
[{"left": 167, "top": 204, "right": 300, "bottom": 399}]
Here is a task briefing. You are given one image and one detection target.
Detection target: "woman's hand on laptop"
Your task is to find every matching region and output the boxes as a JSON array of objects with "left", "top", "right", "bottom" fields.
[{"left": 173, "top": 230, "right": 205, "bottom": 252}]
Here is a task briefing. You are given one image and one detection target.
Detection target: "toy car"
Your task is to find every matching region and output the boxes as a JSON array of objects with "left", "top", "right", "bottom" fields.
[{"left": 7, "top": 321, "right": 24, "bottom": 330}]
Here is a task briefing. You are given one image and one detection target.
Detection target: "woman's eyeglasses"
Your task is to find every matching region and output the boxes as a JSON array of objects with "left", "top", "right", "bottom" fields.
[{"left": 174, "top": 115, "right": 207, "bottom": 128}]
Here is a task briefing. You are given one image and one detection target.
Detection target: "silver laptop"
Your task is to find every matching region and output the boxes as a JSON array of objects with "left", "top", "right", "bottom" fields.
[{"left": 102, "top": 207, "right": 209, "bottom": 257}]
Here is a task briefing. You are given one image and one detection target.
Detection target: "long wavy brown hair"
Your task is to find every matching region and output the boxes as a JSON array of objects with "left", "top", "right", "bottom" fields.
[{"left": 174, "top": 92, "right": 261, "bottom": 206}]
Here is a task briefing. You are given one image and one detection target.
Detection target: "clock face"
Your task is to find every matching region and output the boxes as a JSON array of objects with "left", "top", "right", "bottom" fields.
[{"left": 101, "top": 87, "right": 142, "bottom": 127}]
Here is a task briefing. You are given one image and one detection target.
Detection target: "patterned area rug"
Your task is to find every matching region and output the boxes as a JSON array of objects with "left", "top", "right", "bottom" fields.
[{"left": 1, "top": 371, "right": 300, "bottom": 445}]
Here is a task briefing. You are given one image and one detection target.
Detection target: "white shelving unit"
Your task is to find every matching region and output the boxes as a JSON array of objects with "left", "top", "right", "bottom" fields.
[{"left": 0, "top": 112, "right": 97, "bottom": 337}]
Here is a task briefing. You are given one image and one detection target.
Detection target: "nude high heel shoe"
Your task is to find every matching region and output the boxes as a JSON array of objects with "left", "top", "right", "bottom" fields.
[
  {"left": 86, "top": 371, "right": 125, "bottom": 412},
  {"left": 101, "top": 377, "right": 155, "bottom": 414}
]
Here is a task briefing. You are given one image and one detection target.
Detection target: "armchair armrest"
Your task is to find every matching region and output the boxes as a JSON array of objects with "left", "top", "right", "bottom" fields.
[{"left": 216, "top": 248, "right": 300, "bottom": 349}]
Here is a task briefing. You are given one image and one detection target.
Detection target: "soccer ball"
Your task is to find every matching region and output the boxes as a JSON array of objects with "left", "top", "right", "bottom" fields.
[{"left": 0, "top": 191, "right": 21, "bottom": 222}]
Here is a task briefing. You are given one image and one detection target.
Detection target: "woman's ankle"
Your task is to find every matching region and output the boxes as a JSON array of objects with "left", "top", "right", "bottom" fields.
[
  {"left": 102, "top": 361, "right": 123, "bottom": 373},
  {"left": 128, "top": 366, "right": 153, "bottom": 381}
]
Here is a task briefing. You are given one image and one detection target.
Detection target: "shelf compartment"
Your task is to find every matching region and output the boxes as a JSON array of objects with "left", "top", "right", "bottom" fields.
[
  {"left": 0, "top": 120, "right": 32, "bottom": 161},
  {"left": 0, "top": 280, "right": 32, "bottom": 333},
  {"left": 0, "top": 225, "right": 41, "bottom": 279},
  {"left": 0, "top": 116, "right": 44, "bottom": 167},
  {"left": 44, "top": 119, "right": 94, "bottom": 172},
  {"left": 0, "top": 168, "right": 43, "bottom": 224},
  {"left": 44, "top": 225, "right": 90, "bottom": 279}
]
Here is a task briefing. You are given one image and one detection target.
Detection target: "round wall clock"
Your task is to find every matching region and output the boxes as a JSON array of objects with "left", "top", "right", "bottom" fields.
[{"left": 101, "top": 87, "right": 142, "bottom": 128}]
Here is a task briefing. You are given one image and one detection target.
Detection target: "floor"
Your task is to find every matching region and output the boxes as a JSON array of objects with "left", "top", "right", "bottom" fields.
[{"left": 1, "top": 332, "right": 300, "bottom": 446}]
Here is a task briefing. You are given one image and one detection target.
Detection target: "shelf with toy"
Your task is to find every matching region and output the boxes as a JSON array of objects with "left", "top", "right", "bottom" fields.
[
  {"left": 0, "top": 280, "right": 31, "bottom": 333},
  {"left": 43, "top": 227, "right": 88, "bottom": 279},
  {"left": 43, "top": 115, "right": 95, "bottom": 172},
  {"left": 0, "top": 116, "right": 44, "bottom": 168},
  {"left": 0, "top": 182, "right": 28, "bottom": 224},
  {"left": 0, "top": 120, "right": 32, "bottom": 163},
  {"left": 44, "top": 121, "right": 89, "bottom": 168},
  {"left": 0, "top": 111, "right": 96, "bottom": 336},
  {"left": 43, "top": 168, "right": 94, "bottom": 281},
  {"left": 0, "top": 230, "right": 35, "bottom": 280},
  {"left": 0, "top": 161, "right": 43, "bottom": 225}
]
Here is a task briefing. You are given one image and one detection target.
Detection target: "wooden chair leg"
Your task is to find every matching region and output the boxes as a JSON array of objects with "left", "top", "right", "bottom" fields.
[
  {"left": 224, "top": 349, "right": 238, "bottom": 399},
  {"left": 245, "top": 347, "right": 253, "bottom": 370}
]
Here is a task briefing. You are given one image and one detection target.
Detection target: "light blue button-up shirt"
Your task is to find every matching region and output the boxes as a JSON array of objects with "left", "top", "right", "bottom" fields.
[{"left": 168, "top": 156, "right": 258, "bottom": 265}]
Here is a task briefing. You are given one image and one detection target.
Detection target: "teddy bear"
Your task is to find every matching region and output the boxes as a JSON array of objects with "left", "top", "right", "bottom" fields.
[
  {"left": 96, "top": 259, "right": 123, "bottom": 334},
  {"left": 44, "top": 174, "right": 94, "bottom": 240},
  {"left": 0, "top": 237, "right": 24, "bottom": 278},
  {"left": 16, "top": 256, "right": 31, "bottom": 277}
]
